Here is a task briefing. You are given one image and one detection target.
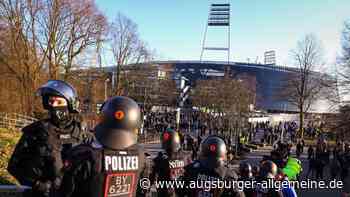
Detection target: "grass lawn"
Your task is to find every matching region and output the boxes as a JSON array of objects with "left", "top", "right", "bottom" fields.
[{"left": 0, "top": 128, "right": 21, "bottom": 185}]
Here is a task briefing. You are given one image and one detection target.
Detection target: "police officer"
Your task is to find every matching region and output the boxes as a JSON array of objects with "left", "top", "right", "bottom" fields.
[
  {"left": 150, "top": 128, "right": 191, "bottom": 197},
  {"left": 252, "top": 165, "right": 260, "bottom": 178},
  {"left": 180, "top": 135, "right": 244, "bottom": 197},
  {"left": 238, "top": 162, "right": 254, "bottom": 197},
  {"left": 58, "top": 96, "right": 149, "bottom": 197},
  {"left": 239, "top": 162, "right": 252, "bottom": 180},
  {"left": 275, "top": 170, "right": 297, "bottom": 197},
  {"left": 7, "top": 80, "right": 90, "bottom": 197},
  {"left": 255, "top": 160, "right": 283, "bottom": 197},
  {"left": 268, "top": 143, "right": 289, "bottom": 169}
]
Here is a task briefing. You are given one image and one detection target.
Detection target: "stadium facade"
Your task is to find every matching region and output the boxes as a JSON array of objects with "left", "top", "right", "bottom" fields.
[{"left": 102, "top": 60, "right": 337, "bottom": 114}]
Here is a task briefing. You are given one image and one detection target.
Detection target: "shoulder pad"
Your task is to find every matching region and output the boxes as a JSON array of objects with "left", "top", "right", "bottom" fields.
[{"left": 22, "top": 121, "right": 47, "bottom": 135}]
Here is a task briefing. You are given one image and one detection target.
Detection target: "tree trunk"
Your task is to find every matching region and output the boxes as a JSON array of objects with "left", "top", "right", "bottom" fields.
[
  {"left": 115, "top": 65, "right": 121, "bottom": 95},
  {"left": 299, "top": 106, "right": 304, "bottom": 139}
]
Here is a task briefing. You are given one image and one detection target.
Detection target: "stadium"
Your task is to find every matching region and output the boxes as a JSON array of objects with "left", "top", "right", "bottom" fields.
[
  {"left": 101, "top": 60, "right": 337, "bottom": 115},
  {"left": 98, "top": 2, "right": 338, "bottom": 117}
]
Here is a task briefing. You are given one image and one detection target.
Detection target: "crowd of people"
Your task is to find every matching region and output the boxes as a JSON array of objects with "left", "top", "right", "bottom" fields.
[
  {"left": 250, "top": 120, "right": 350, "bottom": 185},
  {"left": 5, "top": 79, "right": 350, "bottom": 197},
  {"left": 143, "top": 111, "right": 177, "bottom": 133},
  {"left": 305, "top": 139, "right": 350, "bottom": 182}
]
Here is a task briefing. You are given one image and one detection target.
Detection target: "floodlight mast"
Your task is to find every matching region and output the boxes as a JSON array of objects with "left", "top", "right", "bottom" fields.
[
  {"left": 264, "top": 50, "right": 276, "bottom": 65},
  {"left": 200, "top": 3, "right": 231, "bottom": 64}
]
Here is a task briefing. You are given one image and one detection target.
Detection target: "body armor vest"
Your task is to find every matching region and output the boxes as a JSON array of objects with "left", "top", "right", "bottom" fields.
[{"left": 88, "top": 146, "right": 145, "bottom": 197}]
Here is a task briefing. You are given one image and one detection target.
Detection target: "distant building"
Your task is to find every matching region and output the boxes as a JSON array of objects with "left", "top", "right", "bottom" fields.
[{"left": 99, "top": 60, "right": 338, "bottom": 114}]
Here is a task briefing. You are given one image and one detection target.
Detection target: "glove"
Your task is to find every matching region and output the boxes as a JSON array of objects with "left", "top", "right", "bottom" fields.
[
  {"left": 34, "top": 180, "right": 52, "bottom": 196},
  {"left": 81, "top": 131, "right": 95, "bottom": 145}
]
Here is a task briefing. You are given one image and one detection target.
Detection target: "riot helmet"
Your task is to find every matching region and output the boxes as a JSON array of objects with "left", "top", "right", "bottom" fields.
[
  {"left": 252, "top": 165, "right": 260, "bottom": 177},
  {"left": 239, "top": 162, "right": 252, "bottom": 178},
  {"left": 37, "top": 80, "right": 79, "bottom": 127},
  {"left": 161, "top": 128, "right": 181, "bottom": 154},
  {"left": 199, "top": 135, "right": 227, "bottom": 169},
  {"left": 260, "top": 160, "right": 278, "bottom": 179},
  {"left": 37, "top": 80, "right": 79, "bottom": 113},
  {"left": 94, "top": 96, "right": 141, "bottom": 150}
]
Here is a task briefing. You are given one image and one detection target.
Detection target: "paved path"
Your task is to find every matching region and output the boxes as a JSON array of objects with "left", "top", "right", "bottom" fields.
[{"left": 142, "top": 143, "right": 162, "bottom": 157}]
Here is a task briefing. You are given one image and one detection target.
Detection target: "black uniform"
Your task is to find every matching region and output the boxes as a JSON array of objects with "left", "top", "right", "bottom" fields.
[
  {"left": 7, "top": 80, "right": 89, "bottom": 197},
  {"left": 150, "top": 128, "right": 191, "bottom": 197},
  {"left": 59, "top": 143, "right": 149, "bottom": 197},
  {"left": 254, "top": 177, "right": 283, "bottom": 197},
  {"left": 8, "top": 119, "right": 86, "bottom": 195},
  {"left": 238, "top": 162, "right": 254, "bottom": 197},
  {"left": 181, "top": 160, "right": 243, "bottom": 197},
  {"left": 59, "top": 96, "right": 149, "bottom": 197},
  {"left": 254, "top": 161, "right": 283, "bottom": 197},
  {"left": 150, "top": 150, "right": 191, "bottom": 197},
  {"left": 179, "top": 135, "right": 244, "bottom": 197}
]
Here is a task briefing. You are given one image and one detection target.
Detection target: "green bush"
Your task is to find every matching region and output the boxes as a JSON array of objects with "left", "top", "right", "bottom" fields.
[{"left": 0, "top": 128, "right": 21, "bottom": 185}]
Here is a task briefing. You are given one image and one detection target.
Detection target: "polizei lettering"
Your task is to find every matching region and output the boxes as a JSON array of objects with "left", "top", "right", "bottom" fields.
[
  {"left": 105, "top": 156, "right": 139, "bottom": 171},
  {"left": 169, "top": 160, "right": 185, "bottom": 169}
]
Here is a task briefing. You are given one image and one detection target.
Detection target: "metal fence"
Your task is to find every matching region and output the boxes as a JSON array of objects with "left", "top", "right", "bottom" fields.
[{"left": 0, "top": 113, "right": 37, "bottom": 130}]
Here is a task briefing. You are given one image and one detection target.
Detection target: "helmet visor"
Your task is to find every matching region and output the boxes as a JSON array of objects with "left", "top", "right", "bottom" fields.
[{"left": 38, "top": 80, "right": 77, "bottom": 101}]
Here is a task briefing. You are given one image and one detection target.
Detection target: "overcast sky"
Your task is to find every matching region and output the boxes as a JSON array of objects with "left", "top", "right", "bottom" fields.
[{"left": 96, "top": 0, "right": 350, "bottom": 67}]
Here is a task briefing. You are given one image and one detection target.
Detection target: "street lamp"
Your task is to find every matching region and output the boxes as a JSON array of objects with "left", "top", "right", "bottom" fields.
[{"left": 104, "top": 78, "right": 110, "bottom": 100}]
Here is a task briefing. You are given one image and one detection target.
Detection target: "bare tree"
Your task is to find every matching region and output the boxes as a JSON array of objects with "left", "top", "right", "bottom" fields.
[
  {"left": 109, "top": 13, "right": 152, "bottom": 95},
  {"left": 61, "top": 0, "right": 107, "bottom": 79},
  {"left": 330, "top": 20, "right": 350, "bottom": 141},
  {"left": 0, "top": 0, "right": 46, "bottom": 114},
  {"left": 284, "top": 34, "right": 325, "bottom": 138},
  {"left": 123, "top": 65, "right": 157, "bottom": 109},
  {"left": 0, "top": 0, "right": 107, "bottom": 115},
  {"left": 341, "top": 20, "right": 350, "bottom": 66},
  {"left": 123, "top": 64, "right": 177, "bottom": 108},
  {"left": 338, "top": 20, "right": 350, "bottom": 97},
  {"left": 192, "top": 77, "right": 254, "bottom": 136},
  {"left": 38, "top": 0, "right": 107, "bottom": 79}
]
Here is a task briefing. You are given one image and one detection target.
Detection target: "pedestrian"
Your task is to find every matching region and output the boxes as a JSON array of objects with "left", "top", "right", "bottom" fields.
[
  {"left": 330, "top": 156, "right": 340, "bottom": 180},
  {"left": 307, "top": 146, "right": 314, "bottom": 160}
]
